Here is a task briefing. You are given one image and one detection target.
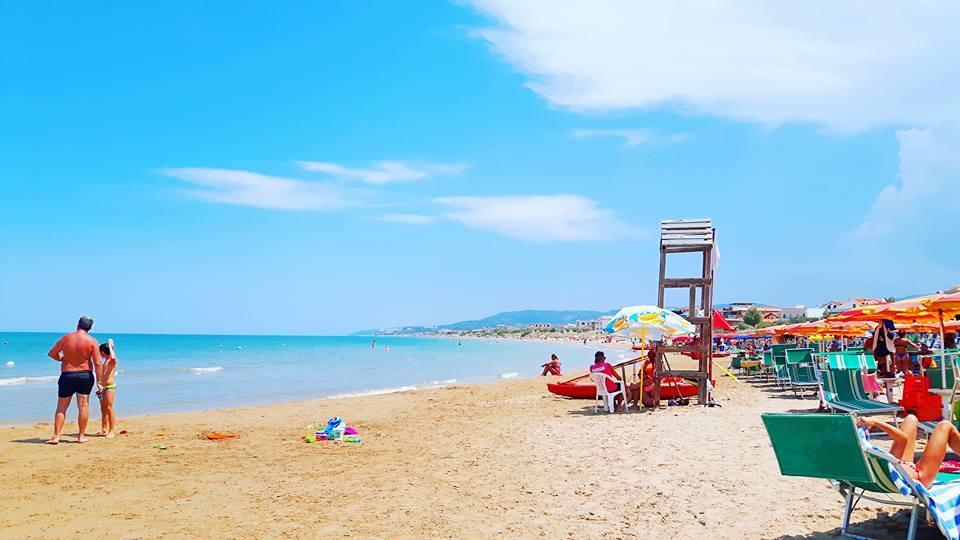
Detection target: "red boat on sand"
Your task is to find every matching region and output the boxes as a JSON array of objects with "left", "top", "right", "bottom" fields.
[{"left": 547, "top": 377, "right": 698, "bottom": 400}]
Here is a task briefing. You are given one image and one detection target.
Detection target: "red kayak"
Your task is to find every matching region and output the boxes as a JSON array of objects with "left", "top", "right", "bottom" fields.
[{"left": 547, "top": 377, "right": 698, "bottom": 400}]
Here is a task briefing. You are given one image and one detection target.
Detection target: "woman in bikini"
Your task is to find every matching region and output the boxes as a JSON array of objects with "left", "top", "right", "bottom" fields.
[
  {"left": 97, "top": 339, "right": 119, "bottom": 438},
  {"left": 859, "top": 415, "right": 960, "bottom": 488},
  {"left": 893, "top": 330, "right": 918, "bottom": 374}
]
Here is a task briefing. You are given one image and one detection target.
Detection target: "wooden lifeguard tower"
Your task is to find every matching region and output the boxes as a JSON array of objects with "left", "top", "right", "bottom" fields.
[{"left": 654, "top": 219, "right": 717, "bottom": 405}]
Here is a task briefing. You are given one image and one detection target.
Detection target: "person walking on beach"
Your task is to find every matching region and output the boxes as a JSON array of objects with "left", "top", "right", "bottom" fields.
[
  {"left": 46, "top": 316, "right": 102, "bottom": 445},
  {"left": 97, "top": 339, "right": 119, "bottom": 438}
]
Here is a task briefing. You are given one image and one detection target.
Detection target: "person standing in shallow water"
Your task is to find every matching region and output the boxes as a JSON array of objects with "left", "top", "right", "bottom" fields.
[{"left": 46, "top": 316, "right": 102, "bottom": 445}]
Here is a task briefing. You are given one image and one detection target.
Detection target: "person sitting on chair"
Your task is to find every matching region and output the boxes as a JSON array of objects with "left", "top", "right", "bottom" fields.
[
  {"left": 859, "top": 415, "right": 960, "bottom": 488},
  {"left": 589, "top": 351, "right": 623, "bottom": 410}
]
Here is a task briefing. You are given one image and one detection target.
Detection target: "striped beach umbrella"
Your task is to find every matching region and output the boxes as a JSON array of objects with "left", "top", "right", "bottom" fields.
[{"left": 603, "top": 305, "right": 696, "bottom": 341}]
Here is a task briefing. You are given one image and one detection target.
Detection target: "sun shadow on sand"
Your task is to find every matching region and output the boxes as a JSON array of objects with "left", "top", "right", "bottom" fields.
[
  {"left": 10, "top": 433, "right": 86, "bottom": 444},
  {"left": 776, "top": 508, "right": 943, "bottom": 539},
  {"left": 11, "top": 438, "right": 54, "bottom": 444},
  {"left": 565, "top": 405, "right": 683, "bottom": 417}
]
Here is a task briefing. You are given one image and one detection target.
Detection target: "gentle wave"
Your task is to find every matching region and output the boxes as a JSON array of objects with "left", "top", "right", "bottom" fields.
[
  {"left": 427, "top": 378, "right": 458, "bottom": 385},
  {"left": 324, "top": 385, "right": 418, "bottom": 399},
  {"left": 185, "top": 367, "right": 224, "bottom": 374},
  {"left": 0, "top": 375, "right": 58, "bottom": 387},
  {"left": 499, "top": 372, "right": 520, "bottom": 379}
]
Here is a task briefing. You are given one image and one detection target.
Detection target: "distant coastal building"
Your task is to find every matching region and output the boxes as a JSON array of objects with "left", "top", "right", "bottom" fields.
[
  {"left": 528, "top": 323, "right": 552, "bottom": 330},
  {"left": 822, "top": 298, "right": 885, "bottom": 314},
  {"left": 576, "top": 319, "right": 601, "bottom": 330},
  {"left": 780, "top": 305, "right": 826, "bottom": 320},
  {"left": 721, "top": 302, "right": 783, "bottom": 324}
]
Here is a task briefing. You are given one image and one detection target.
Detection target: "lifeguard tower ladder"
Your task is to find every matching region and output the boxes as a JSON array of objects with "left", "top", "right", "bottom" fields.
[{"left": 654, "top": 219, "right": 716, "bottom": 405}]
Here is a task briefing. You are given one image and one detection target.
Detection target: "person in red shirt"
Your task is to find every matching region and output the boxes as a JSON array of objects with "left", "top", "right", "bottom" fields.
[{"left": 589, "top": 351, "right": 623, "bottom": 409}]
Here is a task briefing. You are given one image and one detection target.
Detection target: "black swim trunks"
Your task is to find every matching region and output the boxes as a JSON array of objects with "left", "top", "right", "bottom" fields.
[{"left": 57, "top": 371, "right": 94, "bottom": 398}]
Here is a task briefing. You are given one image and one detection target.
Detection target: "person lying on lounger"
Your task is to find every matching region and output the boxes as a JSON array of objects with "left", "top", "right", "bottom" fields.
[{"left": 858, "top": 415, "right": 960, "bottom": 488}]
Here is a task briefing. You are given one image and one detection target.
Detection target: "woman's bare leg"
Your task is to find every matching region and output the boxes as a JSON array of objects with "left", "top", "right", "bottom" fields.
[
  {"left": 917, "top": 421, "right": 960, "bottom": 487},
  {"left": 98, "top": 395, "right": 108, "bottom": 435},
  {"left": 891, "top": 414, "right": 919, "bottom": 460}
]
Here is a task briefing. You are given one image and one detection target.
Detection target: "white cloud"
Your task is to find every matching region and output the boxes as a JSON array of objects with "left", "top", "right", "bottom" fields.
[
  {"left": 159, "top": 168, "right": 352, "bottom": 210},
  {"left": 572, "top": 128, "right": 688, "bottom": 146},
  {"left": 468, "top": 1, "right": 960, "bottom": 133},
  {"left": 850, "top": 127, "right": 960, "bottom": 242},
  {"left": 435, "top": 194, "right": 643, "bottom": 242},
  {"left": 466, "top": 1, "right": 960, "bottom": 249},
  {"left": 297, "top": 160, "right": 471, "bottom": 185},
  {"left": 375, "top": 214, "right": 435, "bottom": 225}
]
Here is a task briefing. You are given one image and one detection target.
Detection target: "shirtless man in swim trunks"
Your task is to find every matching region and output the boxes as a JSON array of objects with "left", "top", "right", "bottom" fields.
[{"left": 46, "top": 316, "right": 102, "bottom": 445}]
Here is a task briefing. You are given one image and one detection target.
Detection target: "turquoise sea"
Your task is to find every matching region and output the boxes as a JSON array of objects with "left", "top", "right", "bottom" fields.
[{"left": 0, "top": 333, "right": 616, "bottom": 424}]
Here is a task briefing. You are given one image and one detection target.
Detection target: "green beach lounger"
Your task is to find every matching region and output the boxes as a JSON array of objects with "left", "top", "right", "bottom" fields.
[
  {"left": 762, "top": 413, "right": 960, "bottom": 540},
  {"left": 824, "top": 352, "right": 877, "bottom": 371},
  {"left": 785, "top": 348, "right": 819, "bottom": 398},
  {"left": 772, "top": 344, "right": 793, "bottom": 389},
  {"left": 919, "top": 357, "right": 959, "bottom": 434},
  {"left": 762, "top": 350, "right": 775, "bottom": 382},
  {"left": 821, "top": 368, "right": 902, "bottom": 422}
]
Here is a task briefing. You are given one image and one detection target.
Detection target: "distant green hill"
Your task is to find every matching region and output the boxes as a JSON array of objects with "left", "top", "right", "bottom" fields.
[
  {"left": 440, "top": 309, "right": 614, "bottom": 331},
  {"left": 352, "top": 309, "right": 616, "bottom": 335}
]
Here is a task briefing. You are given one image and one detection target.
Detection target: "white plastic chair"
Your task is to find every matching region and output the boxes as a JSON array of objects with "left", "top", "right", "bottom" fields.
[{"left": 590, "top": 372, "right": 624, "bottom": 413}]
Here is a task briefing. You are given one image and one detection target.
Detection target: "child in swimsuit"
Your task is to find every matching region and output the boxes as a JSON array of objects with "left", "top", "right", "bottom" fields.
[{"left": 96, "top": 339, "right": 119, "bottom": 438}]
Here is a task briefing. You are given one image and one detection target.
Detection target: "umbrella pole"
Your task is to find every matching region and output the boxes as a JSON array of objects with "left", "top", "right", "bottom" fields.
[
  {"left": 941, "top": 310, "right": 947, "bottom": 389},
  {"left": 638, "top": 346, "right": 644, "bottom": 410}
]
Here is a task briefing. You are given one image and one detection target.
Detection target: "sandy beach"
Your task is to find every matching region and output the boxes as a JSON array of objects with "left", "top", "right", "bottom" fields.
[{"left": 0, "top": 360, "right": 931, "bottom": 539}]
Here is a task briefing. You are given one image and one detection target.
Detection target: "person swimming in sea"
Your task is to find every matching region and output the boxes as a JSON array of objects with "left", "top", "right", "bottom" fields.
[{"left": 96, "top": 339, "right": 119, "bottom": 438}]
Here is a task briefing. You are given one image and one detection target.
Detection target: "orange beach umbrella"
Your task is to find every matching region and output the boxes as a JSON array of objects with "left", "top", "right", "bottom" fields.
[{"left": 831, "top": 295, "right": 947, "bottom": 324}]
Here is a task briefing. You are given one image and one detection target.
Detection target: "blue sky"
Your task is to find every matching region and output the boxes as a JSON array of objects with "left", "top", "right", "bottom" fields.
[{"left": 2, "top": 2, "right": 958, "bottom": 334}]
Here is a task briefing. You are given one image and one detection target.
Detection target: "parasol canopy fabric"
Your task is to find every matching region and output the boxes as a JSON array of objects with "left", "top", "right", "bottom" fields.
[
  {"left": 603, "top": 305, "right": 696, "bottom": 341},
  {"left": 922, "top": 292, "right": 960, "bottom": 321},
  {"left": 830, "top": 294, "right": 950, "bottom": 324},
  {"left": 775, "top": 319, "right": 872, "bottom": 338},
  {"left": 712, "top": 308, "right": 735, "bottom": 332}
]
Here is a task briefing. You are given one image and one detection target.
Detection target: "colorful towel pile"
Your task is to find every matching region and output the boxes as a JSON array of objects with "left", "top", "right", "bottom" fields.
[{"left": 303, "top": 417, "right": 361, "bottom": 443}]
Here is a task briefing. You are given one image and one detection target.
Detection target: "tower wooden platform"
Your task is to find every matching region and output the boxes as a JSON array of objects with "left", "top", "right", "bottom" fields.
[{"left": 653, "top": 219, "right": 716, "bottom": 405}]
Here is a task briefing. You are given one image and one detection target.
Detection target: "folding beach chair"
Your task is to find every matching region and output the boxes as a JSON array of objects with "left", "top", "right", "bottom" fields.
[
  {"left": 761, "top": 350, "right": 775, "bottom": 382},
  {"left": 825, "top": 352, "right": 877, "bottom": 371},
  {"left": 785, "top": 348, "right": 819, "bottom": 398},
  {"left": 821, "top": 368, "right": 902, "bottom": 423},
  {"left": 919, "top": 356, "right": 960, "bottom": 434},
  {"left": 590, "top": 372, "right": 624, "bottom": 414},
  {"left": 772, "top": 344, "right": 793, "bottom": 389},
  {"left": 762, "top": 413, "right": 960, "bottom": 540},
  {"left": 730, "top": 355, "right": 742, "bottom": 374}
]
